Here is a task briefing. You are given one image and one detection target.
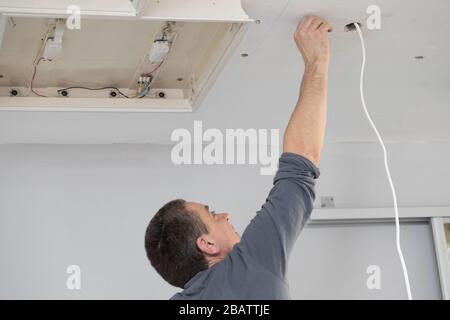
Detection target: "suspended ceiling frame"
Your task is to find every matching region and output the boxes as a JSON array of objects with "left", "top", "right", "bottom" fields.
[{"left": 0, "top": 0, "right": 253, "bottom": 112}]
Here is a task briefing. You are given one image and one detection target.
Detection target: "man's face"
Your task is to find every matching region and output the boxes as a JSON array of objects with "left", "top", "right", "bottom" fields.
[{"left": 185, "top": 202, "right": 241, "bottom": 255}]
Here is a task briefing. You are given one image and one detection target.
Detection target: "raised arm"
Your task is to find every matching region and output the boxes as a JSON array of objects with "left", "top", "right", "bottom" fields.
[
  {"left": 284, "top": 16, "right": 332, "bottom": 166},
  {"left": 237, "top": 16, "right": 331, "bottom": 278}
]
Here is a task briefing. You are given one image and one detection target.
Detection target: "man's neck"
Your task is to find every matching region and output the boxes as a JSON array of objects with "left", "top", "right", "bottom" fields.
[{"left": 207, "top": 255, "right": 225, "bottom": 268}]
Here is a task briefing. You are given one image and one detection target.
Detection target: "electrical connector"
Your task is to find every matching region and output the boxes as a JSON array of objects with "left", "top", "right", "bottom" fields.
[
  {"left": 42, "top": 19, "right": 65, "bottom": 61},
  {"left": 148, "top": 39, "right": 170, "bottom": 63}
]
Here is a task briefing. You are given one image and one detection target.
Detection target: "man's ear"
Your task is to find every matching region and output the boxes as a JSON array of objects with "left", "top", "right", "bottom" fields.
[{"left": 196, "top": 235, "right": 220, "bottom": 256}]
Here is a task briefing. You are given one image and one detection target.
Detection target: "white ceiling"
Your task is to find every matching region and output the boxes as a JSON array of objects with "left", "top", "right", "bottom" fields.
[{"left": 0, "top": 0, "right": 449, "bottom": 144}]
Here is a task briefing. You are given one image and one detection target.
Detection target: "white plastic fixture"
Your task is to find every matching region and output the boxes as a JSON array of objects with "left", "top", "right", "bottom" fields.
[
  {"left": 41, "top": 19, "right": 65, "bottom": 60},
  {"left": 0, "top": 0, "right": 252, "bottom": 112},
  {"left": 148, "top": 40, "right": 170, "bottom": 63}
]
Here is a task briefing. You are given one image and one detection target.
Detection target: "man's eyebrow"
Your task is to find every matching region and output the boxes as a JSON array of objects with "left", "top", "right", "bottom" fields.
[{"left": 205, "top": 205, "right": 209, "bottom": 211}]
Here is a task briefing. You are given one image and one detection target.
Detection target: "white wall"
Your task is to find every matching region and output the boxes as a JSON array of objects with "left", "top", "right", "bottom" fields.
[{"left": 0, "top": 143, "right": 446, "bottom": 299}]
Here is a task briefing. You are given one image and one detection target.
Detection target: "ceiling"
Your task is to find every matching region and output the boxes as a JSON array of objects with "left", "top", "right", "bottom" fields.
[{"left": 0, "top": 0, "right": 449, "bottom": 144}]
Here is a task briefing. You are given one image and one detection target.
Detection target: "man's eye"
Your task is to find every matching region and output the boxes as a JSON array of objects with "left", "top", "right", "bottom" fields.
[{"left": 211, "top": 211, "right": 216, "bottom": 215}]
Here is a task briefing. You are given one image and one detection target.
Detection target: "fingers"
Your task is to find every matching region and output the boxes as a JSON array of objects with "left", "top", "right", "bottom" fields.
[
  {"left": 296, "top": 15, "right": 332, "bottom": 33},
  {"left": 309, "top": 17, "right": 323, "bottom": 30},
  {"left": 295, "top": 15, "right": 311, "bottom": 34},
  {"left": 299, "top": 15, "right": 314, "bottom": 30},
  {"left": 319, "top": 21, "right": 333, "bottom": 32}
]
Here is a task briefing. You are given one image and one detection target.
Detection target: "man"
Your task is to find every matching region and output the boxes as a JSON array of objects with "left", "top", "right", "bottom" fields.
[{"left": 145, "top": 16, "right": 332, "bottom": 299}]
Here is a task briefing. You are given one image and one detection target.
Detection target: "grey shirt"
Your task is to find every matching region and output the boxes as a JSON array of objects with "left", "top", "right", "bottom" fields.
[{"left": 170, "top": 152, "right": 320, "bottom": 300}]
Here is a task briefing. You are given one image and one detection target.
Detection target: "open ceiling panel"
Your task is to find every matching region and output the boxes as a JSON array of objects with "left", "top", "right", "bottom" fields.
[{"left": 0, "top": 0, "right": 252, "bottom": 111}]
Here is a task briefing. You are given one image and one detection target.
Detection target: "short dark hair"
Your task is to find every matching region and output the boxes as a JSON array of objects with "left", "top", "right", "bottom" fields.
[{"left": 145, "top": 199, "right": 209, "bottom": 288}]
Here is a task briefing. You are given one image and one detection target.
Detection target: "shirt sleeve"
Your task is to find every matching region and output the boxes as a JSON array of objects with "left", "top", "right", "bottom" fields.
[{"left": 237, "top": 152, "right": 320, "bottom": 278}]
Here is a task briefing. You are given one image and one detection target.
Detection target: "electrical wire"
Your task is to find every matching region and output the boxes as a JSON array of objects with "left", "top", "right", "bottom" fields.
[
  {"left": 57, "top": 86, "right": 131, "bottom": 98},
  {"left": 137, "top": 81, "right": 151, "bottom": 98},
  {"left": 141, "top": 60, "right": 164, "bottom": 78},
  {"left": 135, "top": 31, "right": 179, "bottom": 98},
  {"left": 28, "top": 24, "right": 175, "bottom": 99},
  {"left": 29, "top": 26, "right": 136, "bottom": 99},
  {"left": 28, "top": 23, "right": 154, "bottom": 99},
  {"left": 127, "top": 27, "right": 178, "bottom": 91},
  {"left": 140, "top": 31, "right": 178, "bottom": 78},
  {"left": 30, "top": 58, "right": 49, "bottom": 97},
  {"left": 27, "top": 26, "right": 55, "bottom": 97},
  {"left": 354, "top": 22, "right": 413, "bottom": 300}
]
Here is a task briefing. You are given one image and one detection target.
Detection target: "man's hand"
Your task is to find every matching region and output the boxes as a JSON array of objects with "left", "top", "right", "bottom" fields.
[{"left": 294, "top": 16, "right": 332, "bottom": 66}]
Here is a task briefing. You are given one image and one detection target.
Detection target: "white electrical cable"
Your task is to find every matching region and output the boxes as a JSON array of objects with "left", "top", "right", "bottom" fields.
[{"left": 354, "top": 22, "right": 413, "bottom": 300}]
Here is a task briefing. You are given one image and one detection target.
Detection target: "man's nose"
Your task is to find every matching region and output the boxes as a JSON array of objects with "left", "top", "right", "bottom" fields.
[{"left": 220, "top": 213, "right": 230, "bottom": 221}]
